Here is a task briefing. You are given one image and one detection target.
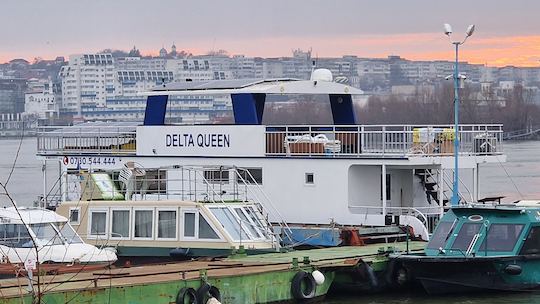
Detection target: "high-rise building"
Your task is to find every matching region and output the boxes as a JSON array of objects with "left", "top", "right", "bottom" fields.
[{"left": 59, "top": 54, "right": 115, "bottom": 116}]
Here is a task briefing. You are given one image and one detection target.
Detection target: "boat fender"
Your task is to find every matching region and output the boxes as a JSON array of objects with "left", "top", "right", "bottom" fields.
[
  {"left": 504, "top": 264, "right": 522, "bottom": 275},
  {"left": 385, "top": 260, "right": 408, "bottom": 288},
  {"left": 206, "top": 298, "right": 221, "bottom": 304},
  {"left": 196, "top": 283, "right": 221, "bottom": 303},
  {"left": 312, "top": 270, "right": 325, "bottom": 285},
  {"left": 291, "top": 271, "right": 317, "bottom": 300},
  {"left": 176, "top": 287, "right": 199, "bottom": 304}
]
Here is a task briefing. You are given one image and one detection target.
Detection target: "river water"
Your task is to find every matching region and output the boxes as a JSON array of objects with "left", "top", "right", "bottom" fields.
[{"left": 1, "top": 138, "right": 540, "bottom": 302}]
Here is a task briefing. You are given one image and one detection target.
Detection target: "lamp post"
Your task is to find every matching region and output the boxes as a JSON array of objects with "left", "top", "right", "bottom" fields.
[{"left": 444, "top": 23, "right": 475, "bottom": 207}]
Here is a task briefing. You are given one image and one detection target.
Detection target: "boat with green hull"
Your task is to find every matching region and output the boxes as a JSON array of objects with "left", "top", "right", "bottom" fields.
[
  {"left": 393, "top": 200, "right": 540, "bottom": 294},
  {"left": 0, "top": 243, "right": 425, "bottom": 303}
]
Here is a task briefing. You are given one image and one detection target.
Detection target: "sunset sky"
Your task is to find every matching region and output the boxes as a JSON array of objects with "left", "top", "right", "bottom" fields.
[{"left": 1, "top": 0, "right": 539, "bottom": 67}]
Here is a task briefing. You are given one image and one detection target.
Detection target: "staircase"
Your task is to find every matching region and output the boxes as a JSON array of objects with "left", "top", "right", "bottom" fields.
[{"left": 415, "top": 169, "right": 449, "bottom": 207}]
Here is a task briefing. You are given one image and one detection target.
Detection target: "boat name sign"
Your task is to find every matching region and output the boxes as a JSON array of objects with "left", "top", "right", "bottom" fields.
[{"left": 137, "top": 125, "right": 266, "bottom": 157}]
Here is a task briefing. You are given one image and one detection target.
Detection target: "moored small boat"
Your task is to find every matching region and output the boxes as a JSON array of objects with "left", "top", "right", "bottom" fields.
[
  {"left": 392, "top": 200, "right": 540, "bottom": 294},
  {"left": 0, "top": 207, "right": 117, "bottom": 276}
]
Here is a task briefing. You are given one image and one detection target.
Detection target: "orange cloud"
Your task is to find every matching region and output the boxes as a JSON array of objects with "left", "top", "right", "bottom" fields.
[{"left": 2, "top": 33, "right": 540, "bottom": 67}]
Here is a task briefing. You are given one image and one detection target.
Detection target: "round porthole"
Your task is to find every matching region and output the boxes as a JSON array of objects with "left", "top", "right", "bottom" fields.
[{"left": 468, "top": 215, "right": 483, "bottom": 221}]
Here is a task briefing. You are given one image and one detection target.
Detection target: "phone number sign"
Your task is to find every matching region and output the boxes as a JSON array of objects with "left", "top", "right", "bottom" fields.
[{"left": 62, "top": 156, "right": 122, "bottom": 169}]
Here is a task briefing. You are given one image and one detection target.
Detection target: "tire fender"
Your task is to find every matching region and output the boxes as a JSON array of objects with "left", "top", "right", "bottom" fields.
[
  {"left": 291, "top": 271, "right": 317, "bottom": 300},
  {"left": 176, "top": 287, "right": 199, "bottom": 304}
]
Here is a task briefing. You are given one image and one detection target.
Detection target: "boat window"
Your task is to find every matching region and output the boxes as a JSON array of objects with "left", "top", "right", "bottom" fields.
[
  {"left": 198, "top": 214, "right": 220, "bottom": 239},
  {"left": 305, "top": 173, "right": 314, "bottom": 185},
  {"left": 69, "top": 208, "right": 80, "bottom": 225},
  {"left": 244, "top": 206, "right": 269, "bottom": 238},
  {"left": 234, "top": 208, "right": 262, "bottom": 238},
  {"left": 210, "top": 207, "right": 251, "bottom": 240},
  {"left": 451, "top": 223, "right": 482, "bottom": 251},
  {"left": 210, "top": 207, "right": 249, "bottom": 240},
  {"left": 204, "top": 169, "right": 229, "bottom": 184},
  {"left": 112, "top": 210, "right": 130, "bottom": 238},
  {"left": 427, "top": 221, "right": 455, "bottom": 249},
  {"left": 145, "top": 170, "right": 167, "bottom": 194},
  {"left": 134, "top": 210, "right": 153, "bottom": 238},
  {"left": 237, "top": 168, "right": 263, "bottom": 185},
  {"left": 520, "top": 226, "right": 540, "bottom": 255},
  {"left": 90, "top": 211, "right": 107, "bottom": 236},
  {"left": 55, "top": 222, "right": 83, "bottom": 244},
  {"left": 184, "top": 212, "right": 196, "bottom": 237},
  {"left": 479, "top": 224, "right": 524, "bottom": 252},
  {"left": 0, "top": 224, "right": 33, "bottom": 248},
  {"left": 158, "top": 210, "right": 177, "bottom": 239},
  {"left": 30, "top": 223, "right": 64, "bottom": 246}
]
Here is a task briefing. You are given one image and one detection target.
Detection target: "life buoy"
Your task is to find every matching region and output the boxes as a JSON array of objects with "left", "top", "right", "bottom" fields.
[
  {"left": 176, "top": 287, "right": 199, "bottom": 304},
  {"left": 196, "top": 282, "right": 221, "bottom": 303},
  {"left": 291, "top": 271, "right": 317, "bottom": 300}
]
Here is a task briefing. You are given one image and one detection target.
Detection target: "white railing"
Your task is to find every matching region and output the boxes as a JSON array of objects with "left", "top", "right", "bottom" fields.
[
  {"left": 266, "top": 124, "right": 503, "bottom": 158},
  {"left": 349, "top": 205, "right": 442, "bottom": 233},
  {"left": 37, "top": 124, "right": 137, "bottom": 155},
  {"left": 37, "top": 123, "right": 504, "bottom": 158}
]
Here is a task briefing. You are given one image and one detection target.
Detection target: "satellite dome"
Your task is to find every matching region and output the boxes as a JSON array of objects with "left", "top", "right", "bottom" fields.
[{"left": 310, "top": 68, "right": 333, "bottom": 82}]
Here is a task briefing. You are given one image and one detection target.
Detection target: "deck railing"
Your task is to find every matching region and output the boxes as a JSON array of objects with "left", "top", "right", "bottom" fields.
[
  {"left": 37, "top": 125, "right": 137, "bottom": 155},
  {"left": 37, "top": 124, "right": 504, "bottom": 157},
  {"left": 266, "top": 124, "right": 503, "bottom": 157}
]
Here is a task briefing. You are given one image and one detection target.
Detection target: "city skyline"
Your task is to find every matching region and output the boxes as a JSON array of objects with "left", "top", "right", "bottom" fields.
[{"left": 2, "top": 0, "right": 540, "bottom": 67}]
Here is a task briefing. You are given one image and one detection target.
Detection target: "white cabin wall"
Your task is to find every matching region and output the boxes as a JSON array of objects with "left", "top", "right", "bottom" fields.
[
  {"left": 387, "top": 169, "right": 414, "bottom": 209},
  {"left": 347, "top": 165, "right": 381, "bottom": 209}
]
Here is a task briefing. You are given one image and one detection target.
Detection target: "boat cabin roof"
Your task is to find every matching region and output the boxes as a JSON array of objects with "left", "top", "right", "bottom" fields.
[
  {"left": 0, "top": 207, "right": 67, "bottom": 224},
  {"left": 145, "top": 78, "right": 364, "bottom": 96}
]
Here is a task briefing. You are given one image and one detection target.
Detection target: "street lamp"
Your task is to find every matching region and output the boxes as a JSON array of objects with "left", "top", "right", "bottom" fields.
[{"left": 444, "top": 23, "right": 475, "bottom": 207}]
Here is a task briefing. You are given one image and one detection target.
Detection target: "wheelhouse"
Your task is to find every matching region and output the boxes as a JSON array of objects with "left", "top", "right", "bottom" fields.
[{"left": 425, "top": 202, "right": 540, "bottom": 257}]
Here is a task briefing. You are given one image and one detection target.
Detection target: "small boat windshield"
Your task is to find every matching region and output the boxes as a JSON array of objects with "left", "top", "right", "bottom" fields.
[
  {"left": 30, "top": 223, "right": 64, "bottom": 246},
  {"left": 427, "top": 221, "right": 455, "bottom": 249},
  {"left": 55, "top": 222, "right": 83, "bottom": 244}
]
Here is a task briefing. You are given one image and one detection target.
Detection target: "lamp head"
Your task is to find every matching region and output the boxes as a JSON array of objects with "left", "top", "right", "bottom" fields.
[
  {"left": 466, "top": 24, "right": 476, "bottom": 37},
  {"left": 444, "top": 23, "right": 453, "bottom": 36}
]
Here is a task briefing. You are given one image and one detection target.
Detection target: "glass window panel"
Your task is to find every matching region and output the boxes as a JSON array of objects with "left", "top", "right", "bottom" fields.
[
  {"left": 427, "top": 221, "right": 455, "bottom": 249},
  {"left": 245, "top": 207, "right": 269, "bottom": 238},
  {"left": 238, "top": 168, "right": 263, "bottom": 185},
  {"left": 55, "top": 222, "right": 83, "bottom": 244},
  {"left": 198, "top": 214, "right": 219, "bottom": 239},
  {"left": 184, "top": 212, "right": 195, "bottom": 237},
  {"left": 112, "top": 210, "right": 130, "bottom": 238},
  {"left": 90, "top": 211, "right": 107, "bottom": 236},
  {"left": 210, "top": 207, "right": 250, "bottom": 240},
  {"left": 480, "top": 224, "right": 524, "bottom": 252},
  {"left": 158, "top": 211, "right": 177, "bottom": 239},
  {"left": 69, "top": 209, "right": 79, "bottom": 224},
  {"left": 134, "top": 210, "right": 153, "bottom": 238},
  {"left": 234, "top": 208, "right": 261, "bottom": 238},
  {"left": 520, "top": 226, "right": 540, "bottom": 254},
  {"left": 30, "top": 223, "right": 63, "bottom": 245},
  {"left": 451, "top": 223, "right": 482, "bottom": 251},
  {"left": 0, "top": 224, "right": 33, "bottom": 247}
]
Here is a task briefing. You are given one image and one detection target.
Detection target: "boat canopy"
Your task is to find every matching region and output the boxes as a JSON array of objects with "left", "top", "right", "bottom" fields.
[
  {"left": 141, "top": 75, "right": 364, "bottom": 126},
  {"left": 0, "top": 207, "right": 67, "bottom": 224}
]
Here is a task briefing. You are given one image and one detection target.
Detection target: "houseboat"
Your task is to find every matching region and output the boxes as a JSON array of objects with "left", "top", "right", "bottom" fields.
[
  {"left": 54, "top": 165, "right": 281, "bottom": 258},
  {"left": 0, "top": 207, "right": 117, "bottom": 275},
  {"left": 35, "top": 69, "right": 506, "bottom": 246}
]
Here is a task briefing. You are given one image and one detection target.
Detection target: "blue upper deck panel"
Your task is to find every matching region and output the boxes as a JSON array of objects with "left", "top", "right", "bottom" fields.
[{"left": 143, "top": 77, "right": 364, "bottom": 126}]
